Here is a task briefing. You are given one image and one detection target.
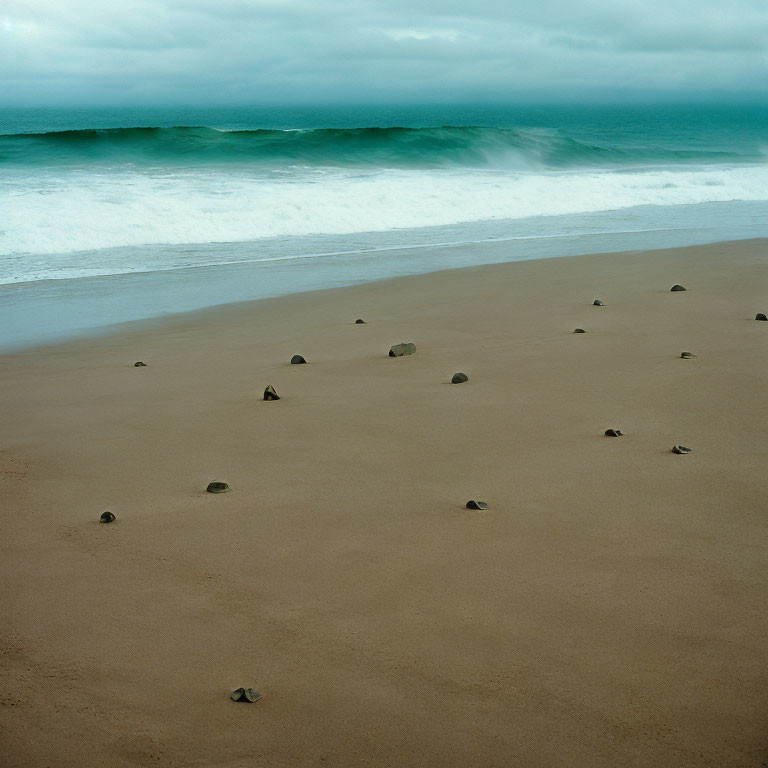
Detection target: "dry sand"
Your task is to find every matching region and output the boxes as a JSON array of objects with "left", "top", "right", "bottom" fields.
[{"left": 1, "top": 239, "right": 767, "bottom": 767}]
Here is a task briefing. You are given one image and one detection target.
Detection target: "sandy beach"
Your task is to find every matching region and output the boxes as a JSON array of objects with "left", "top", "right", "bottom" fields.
[{"left": 1, "top": 238, "right": 767, "bottom": 767}]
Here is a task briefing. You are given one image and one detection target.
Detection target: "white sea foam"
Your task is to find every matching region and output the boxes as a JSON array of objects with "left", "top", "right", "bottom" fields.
[{"left": 2, "top": 164, "right": 768, "bottom": 282}]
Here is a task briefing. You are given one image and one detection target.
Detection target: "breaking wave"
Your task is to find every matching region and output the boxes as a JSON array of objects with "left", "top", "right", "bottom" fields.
[{"left": 0, "top": 124, "right": 757, "bottom": 169}]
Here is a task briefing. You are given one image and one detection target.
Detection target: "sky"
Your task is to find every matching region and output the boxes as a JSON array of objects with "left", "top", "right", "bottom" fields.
[{"left": 1, "top": 0, "right": 767, "bottom": 105}]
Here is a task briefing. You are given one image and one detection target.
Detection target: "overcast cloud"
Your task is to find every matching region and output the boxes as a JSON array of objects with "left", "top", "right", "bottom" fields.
[{"left": 1, "top": 0, "right": 767, "bottom": 104}]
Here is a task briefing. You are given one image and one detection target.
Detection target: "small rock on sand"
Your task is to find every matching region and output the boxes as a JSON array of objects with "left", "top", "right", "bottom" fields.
[
  {"left": 672, "top": 445, "right": 693, "bottom": 454},
  {"left": 389, "top": 342, "right": 416, "bottom": 357},
  {"left": 756, "top": 313, "right": 767, "bottom": 321},
  {"left": 134, "top": 361, "right": 147, "bottom": 367},
  {"left": 592, "top": 300, "right": 604, "bottom": 306},
  {"left": 264, "top": 385, "right": 280, "bottom": 401},
  {"left": 573, "top": 328, "right": 586, "bottom": 333},
  {"left": 206, "top": 481, "right": 230, "bottom": 493},
  {"left": 670, "top": 284, "right": 687, "bottom": 292},
  {"left": 230, "top": 687, "right": 262, "bottom": 703},
  {"left": 290, "top": 355, "right": 307, "bottom": 364},
  {"left": 680, "top": 352, "right": 698, "bottom": 359},
  {"left": 605, "top": 429, "right": 623, "bottom": 437},
  {"left": 355, "top": 319, "right": 366, "bottom": 324},
  {"left": 466, "top": 500, "right": 488, "bottom": 510},
  {"left": 99, "top": 511, "right": 116, "bottom": 523},
  {"left": 451, "top": 372, "right": 469, "bottom": 384}
]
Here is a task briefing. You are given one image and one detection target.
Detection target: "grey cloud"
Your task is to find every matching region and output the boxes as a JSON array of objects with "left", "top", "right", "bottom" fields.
[{"left": 1, "top": 0, "right": 766, "bottom": 104}]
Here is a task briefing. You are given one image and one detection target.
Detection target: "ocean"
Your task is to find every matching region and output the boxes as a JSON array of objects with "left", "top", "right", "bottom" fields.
[{"left": 2, "top": 104, "right": 767, "bottom": 349}]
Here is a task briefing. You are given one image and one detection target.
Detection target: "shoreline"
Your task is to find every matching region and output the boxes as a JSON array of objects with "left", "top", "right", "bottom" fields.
[
  {"left": 3, "top": 230, "right": 768, "bottom": 355},
  {"left": 2, "top": 238, "right": 768, "bottom": 767}
]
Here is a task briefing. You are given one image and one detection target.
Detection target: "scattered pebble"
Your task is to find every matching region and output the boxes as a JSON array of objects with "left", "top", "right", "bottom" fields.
[
  {"left": 451, "top": 372, "right": 469, "bottom": 384},
  {"left": 389, "top": 342, "right": 416, "bottom": 357},
  {"left": 355, "top": 319, "right": 366, "bottom": 324},
  {"left": 99, "top": 511, "right": 116, "bottom": 523},
  {"left": 290, "top": 355, "right": 307, "bottom": 365},
  {"left": 264, "top": 385, "right": 280, "bottom": 401},
  {"left": 670, "top": 284, "right": 687, "bottom": 292},
  {"left": 672, "top": 445, "right": 693, "bottom": 454},
  {"left": 466, "top": 500, "right": 488, "bottom": 510},
  {"left": 756, "top": 313, "right": 767, "bottom": 321},
  {"left": 592, "top": 299, "right": 604, "bottom": 306},
  {"left": 680, "top": 352, "right": 698, "bottom": 359},
  {"left": 134, "top": 361, "right": 147, "bottom": 367},
  {"left": 573, "top": 328, "right": 586, "bottom": 333},
  {"left": 207, "top": 481, "right": 230, "bottom": 493},
  {"left": 604, "top": 428, "right": 623, "bottom": 437},
  {"left": 230, "top": 687, "right": 262, "bottom": 703}
]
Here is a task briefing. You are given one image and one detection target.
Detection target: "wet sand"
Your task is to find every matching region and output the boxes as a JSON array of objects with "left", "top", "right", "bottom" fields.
[{"left": 1, "top": 239, "right": 767, "bottom": 767}]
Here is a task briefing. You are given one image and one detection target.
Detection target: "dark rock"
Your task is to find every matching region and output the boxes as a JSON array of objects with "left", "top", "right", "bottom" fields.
[
  {"left": 99, "top": 511, "right": 116, "bottom": 523},
  {"left": 573, "top": 328, "right": 586, "bottom": 333},
  {"left": 592, "top": 300, "right": 604, "bottom": 306},
  {"left": 466, "top": 500, "right": 488, "bottom": 510},
  {"left": 264, "top": 385, "right": 280, "bottom": 401},
  {"left": 670, "top": 284, "right": 687, "bottom": 292},
  {"left": 230, "top": 687, "right": 262, "bottom": 703},
  {"left": 672, "top": 445, "right": 693, "bottom": 454},
  {"left": 680, "top": 352, "right": 697, "bottom": 359},
  {"left": 451, "top": 372, "right": 469, "bottom": 384},
  {"left": 604, "top": 429, "right": 623, "bottom": 437},
  {"left": 134, "top": 361, "right": 147, "bottom": 367},
  {"left": 355, "top": 319, "right": 366, "bottom": 324},
  {"left": 756, "top": 313, "right": 767, "bottom": 321},
  {"left": 207, "top": 481, "right": 230, "bottom": 493},
  {"left": 290, "top": 355, "right": 307, "bottom": 365},
  {"left": 389, "top": 342, "right": 416, "bottom": 357}
]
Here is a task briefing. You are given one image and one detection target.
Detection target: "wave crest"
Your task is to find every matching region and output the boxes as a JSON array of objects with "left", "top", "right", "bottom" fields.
[{"left": 0, "top": 124, "right": 750, "bottom": 169}]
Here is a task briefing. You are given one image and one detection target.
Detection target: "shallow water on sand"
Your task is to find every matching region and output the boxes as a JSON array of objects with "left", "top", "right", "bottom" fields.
[{"left": 3, "top": 200, "right": 768, "bottom": 351}]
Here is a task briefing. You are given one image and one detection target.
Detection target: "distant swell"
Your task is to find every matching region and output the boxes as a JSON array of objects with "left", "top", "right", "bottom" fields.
[{"left": 0, "top": 124, "right": 753, "bottom": 169}]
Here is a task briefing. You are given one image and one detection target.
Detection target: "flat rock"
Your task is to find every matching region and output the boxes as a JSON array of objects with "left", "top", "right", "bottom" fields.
[
  {"left": 466, "top": 500, "right": 488, "bottom": 510},
  {"left": 756, "top": 313, "right": 767, "bottom": 321},
  {"left": 207, "top": 481, "right": 230, "bottom": 493},
  {"left": 451, "top": 372, "right": 469, "bottom": 384},
  {"left": 230, "top": 687, "right": 262, "bottom": 703},
  {"left": 680, "top": 352, "right": 698, "bottom": 359},
  {"left": 99, "top": 511, "right": 116, "bottom": 523},
  {"left": 264, "top": 385, "right": 280, "bottom": 401},
  {"left": 355, "top": 319, "right": 366, "bottom": 324},
  {"left": 592, "top": 299, "right": 604, "bottom": 306},
  {"left": 672, "top": 445, "right": 693, "bottom": 454},
  {"left": 389, "top": 342, "right": 416, "bottom": 357},
  {"left": 134, "top": 361, "right": 147, "bottom": 367},
  {"left": 573, "top": 328, "right": 586, "bottom": 333},
  {"left": 670, "top": 284, "right": 687, "bottom": 292},
  {"left": 604, "top": 429, "right": 623, "bottom": 437},
  {"left": 290, "top": 355, "right": 307, "bottom": 364}
]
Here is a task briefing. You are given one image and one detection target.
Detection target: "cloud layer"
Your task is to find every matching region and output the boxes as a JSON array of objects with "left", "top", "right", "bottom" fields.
[{"left": 2, "top": 0, "right": 767, "bottom": 104}]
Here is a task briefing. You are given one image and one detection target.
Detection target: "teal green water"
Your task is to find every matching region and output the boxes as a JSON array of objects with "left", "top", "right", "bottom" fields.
[
  {"left": 2, "top": 104, "right": 766, "bottom": 168},
  {"left": 0, "top": 123, "right": 760, "bottom": 168}
]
